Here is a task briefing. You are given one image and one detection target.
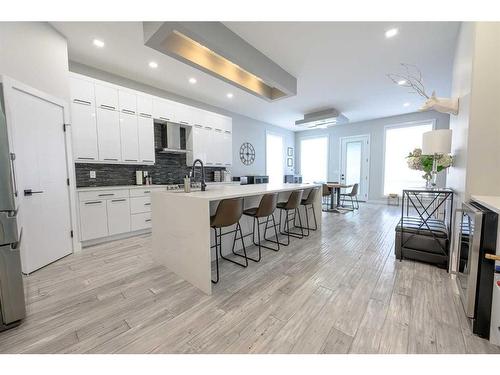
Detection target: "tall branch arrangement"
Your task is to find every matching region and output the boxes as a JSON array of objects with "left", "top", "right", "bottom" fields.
[{"left": 387, "top": 63, "right": 430, "bottom": 99}]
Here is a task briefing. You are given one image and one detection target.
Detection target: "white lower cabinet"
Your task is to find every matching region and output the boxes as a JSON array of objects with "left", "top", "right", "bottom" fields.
[
  {"left": 106, "top": 198, "right": 131, "bottom": 235},
  {"left": 131, "top": 212, "right": 152, "bottom": 231},
  {"left": 79, "top": 200, "right": 108, "bottom": 241},
  {"left": 78, "top": 187, "right": 161, "bottom": 243}
]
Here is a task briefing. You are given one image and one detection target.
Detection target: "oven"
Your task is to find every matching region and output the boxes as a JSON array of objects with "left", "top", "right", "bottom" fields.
[{"left": 452, "top": 201, "right": 498, "bottom": 338}]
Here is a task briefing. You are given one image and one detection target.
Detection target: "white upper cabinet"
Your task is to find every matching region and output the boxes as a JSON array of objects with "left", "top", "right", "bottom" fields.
[
  {"left": 138, "top": 116, "right": 155, "bottom": 164},
  {"left": 71, "top": 101, "right": 99, "bottom": 162},
  {"left": 119, "top": 112, "right": 139, "bottom": 163},
  {"left": 96, "top": 107, "right": 121, "bottom": 162},
  {"left": 95, "top": 83, "right": 119, "bottom": 110},
  {"left": 69, "top": 73, "right": 231, "bottom": 167},
  {"left": 70, "top": 77, "right": 95, "bottom": 106},
  {"left": 137, "top": 95, "right": 153, "bottom": 118},
  {"left": 175, "top": 103, "right": 195, "bottom": 126},
  {"left": 118, "top": 90, "right": 137, "bottom": 114},
  {"left": 153, "top": 98, "right": 177, "bottom": 123}
]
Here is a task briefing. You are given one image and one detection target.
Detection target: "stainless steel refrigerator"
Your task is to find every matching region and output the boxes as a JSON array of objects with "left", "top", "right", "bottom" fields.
[{"left": 0, "top": 82, "right": 26, "bottom": 331}]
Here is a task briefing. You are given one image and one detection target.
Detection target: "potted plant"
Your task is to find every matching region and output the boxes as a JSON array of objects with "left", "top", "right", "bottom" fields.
[{"left": 406, "top": 148, "right": 453, "bottom": 189}]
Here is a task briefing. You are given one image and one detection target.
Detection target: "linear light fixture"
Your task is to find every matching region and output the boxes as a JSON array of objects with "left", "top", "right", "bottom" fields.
[{"left": 143, "top": 22, "right": 297, "bottom": 102}]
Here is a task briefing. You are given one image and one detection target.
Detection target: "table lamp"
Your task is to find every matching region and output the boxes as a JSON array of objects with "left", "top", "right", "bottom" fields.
[{"left": 422, "top": 129, "right": 452, "bottom": 187}]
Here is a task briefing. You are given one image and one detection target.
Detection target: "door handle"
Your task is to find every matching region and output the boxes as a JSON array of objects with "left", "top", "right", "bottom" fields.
[
  {"left": 24, "top": 189, "right": 44, "bottom": 196},
  {"left": 485, "top": 253, "right": 500, "bottom": 261}
]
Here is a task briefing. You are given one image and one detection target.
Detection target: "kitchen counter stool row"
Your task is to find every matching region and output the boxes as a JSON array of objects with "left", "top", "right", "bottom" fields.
[{"left": 210, "top": 187, "right": 320, "bottom": 283}]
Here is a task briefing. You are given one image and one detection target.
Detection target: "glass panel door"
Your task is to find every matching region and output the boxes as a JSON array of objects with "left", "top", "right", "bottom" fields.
[{"left": 340, "top": 135, "right": 370, "bottom": 201}]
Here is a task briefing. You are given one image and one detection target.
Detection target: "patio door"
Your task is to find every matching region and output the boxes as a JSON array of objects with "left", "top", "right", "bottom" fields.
[{"left": 340, "top": 135, "right": 370, "bottom": 201}]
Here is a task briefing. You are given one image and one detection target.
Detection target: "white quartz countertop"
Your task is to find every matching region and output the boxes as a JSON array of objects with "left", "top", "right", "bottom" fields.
[
  {"left": 76, "top": 181, "right": 237, "bottom": 192},
  {"left": 471, "top": 195, "right": 500, "bottom": 213},
  {"left": 153, "top": 183, "right": 320, "bottom": 201}
]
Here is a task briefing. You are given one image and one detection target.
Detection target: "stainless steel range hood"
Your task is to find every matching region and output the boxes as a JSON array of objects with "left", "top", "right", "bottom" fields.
[{"left": 156, "top": 121, "right": 189, "bottom": 154}]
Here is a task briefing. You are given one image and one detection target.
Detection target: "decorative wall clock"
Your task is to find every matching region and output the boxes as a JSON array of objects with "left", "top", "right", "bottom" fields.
[{"left": 239, "top": 142, "right": 255, "bottom": 165}]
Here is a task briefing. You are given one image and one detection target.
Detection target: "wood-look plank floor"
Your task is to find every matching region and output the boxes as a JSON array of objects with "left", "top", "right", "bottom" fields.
[{"left": 1, "top": 203, "right": 498, "bottom": 354}]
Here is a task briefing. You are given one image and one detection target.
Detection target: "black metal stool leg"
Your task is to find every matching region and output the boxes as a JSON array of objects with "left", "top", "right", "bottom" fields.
[
  {"left": 220, "top": 222, "right": 248, "bottom": 267},
  {"left": 211, "top": 227, "right": 219, "bottom": 284},
  {"left": 245, "top": 217, "right": 262, "bottom": 262},
  {"left": 283, "top": 208, "right": 304, "bottom": 239}
]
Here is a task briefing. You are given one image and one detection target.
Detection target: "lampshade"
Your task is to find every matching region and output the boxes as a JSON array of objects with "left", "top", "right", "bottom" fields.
[{"left": 422, "top": 129, "right": 452, "bottom": 155}]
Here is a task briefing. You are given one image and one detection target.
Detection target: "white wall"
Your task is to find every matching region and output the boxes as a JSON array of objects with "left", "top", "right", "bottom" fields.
[
  {"left": 448, "top": 22, "right": 500, "bottom": 203},
  {"left": 295, "top": 111, "right": 451, "bottom": 201},
  {"left": 447, "top": 22, "right": 475, "bottom": 204},
  {"left": 69, "top": 62, "right": 295, "bottom": 178},
  {"left": 0, "top": 22, "right": 70, "bottom": 101}
]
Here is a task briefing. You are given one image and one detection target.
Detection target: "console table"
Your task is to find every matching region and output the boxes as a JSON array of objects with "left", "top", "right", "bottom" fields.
[{"left": 395, "top": 188, "right": 454, "bottom": 268}]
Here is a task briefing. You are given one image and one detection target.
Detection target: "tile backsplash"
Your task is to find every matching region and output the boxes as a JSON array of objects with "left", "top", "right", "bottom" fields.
[{"left": 75, "top": 152, "right": 225, "bottom": 187}]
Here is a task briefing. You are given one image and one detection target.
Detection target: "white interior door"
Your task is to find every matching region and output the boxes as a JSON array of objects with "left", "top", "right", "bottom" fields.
[
  {"left": 266, "top": 133, "right": 284, "bottom": 184},
  {"left": 9, "top": 87, "right": 73, "bottom": 273},
  {"left": 340, "top": 135, "right": 370, "bottom": 201}
]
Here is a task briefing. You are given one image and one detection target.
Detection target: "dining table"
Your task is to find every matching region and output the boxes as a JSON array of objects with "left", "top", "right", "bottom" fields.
[{"left": 325, "top": 182, "right": 353, "bottom": 212}]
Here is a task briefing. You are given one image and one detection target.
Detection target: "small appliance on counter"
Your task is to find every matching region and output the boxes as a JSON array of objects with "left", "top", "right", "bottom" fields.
[
  {"left": 233, "top": 175, "right": 269, "bottom": 185},
  {"left": 136, "top": 171, "right": 143, "bottom": 185},
  {"left": 284, "top": 174, "right": 302, "bottom": 183}
]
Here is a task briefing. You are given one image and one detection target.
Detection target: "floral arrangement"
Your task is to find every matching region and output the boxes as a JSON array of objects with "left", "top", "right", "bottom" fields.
[{"left": 406, "top": 148, "right": 453, "bottom": 182}]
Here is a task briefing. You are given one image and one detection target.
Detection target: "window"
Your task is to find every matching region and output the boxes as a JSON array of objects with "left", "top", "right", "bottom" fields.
[
  {"left": 266, "top": 133, "right": 284, "bottom": 184},
  {"left": 300, "top": 136, "right": 328, "bottom": 183},
  {"left": 383, "top": 122, "right": 434, "bottom": 195}
]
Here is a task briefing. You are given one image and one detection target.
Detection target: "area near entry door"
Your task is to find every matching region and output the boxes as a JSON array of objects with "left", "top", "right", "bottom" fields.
[
  {"left": 5, "top": 81, "right": 73, "bottom": 273},
  {"left": 340, "top": 135, "right": 370, "bottom": 201}
]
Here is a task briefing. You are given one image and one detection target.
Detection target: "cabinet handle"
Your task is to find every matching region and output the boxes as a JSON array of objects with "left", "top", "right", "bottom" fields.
[
  {"left": 145, "top": 219, "right": 152, "bottom": 222},
  {"left": 204, "top": 127, "right": 213, "bottom": 130},
  {"left": 99, "top": 104, "right": 116, "bottom": 111},
  {"left": 194, "top": 124, "right": 203, "bottom": 128},
  {"left": 125, "top": 159, "right": 138, "bottom": 162},
  {"left": 85, "top": 201, "right": 102, "bottom": 205},
  {"left": 142, "top": 159, "right": 154, "bottom": 163},
  {"left": 144, "top": 203, "right": 151, "bottom": 206},
  {"left": 77, "top": 157, "right": 95, "bottom": 160},
  {"left": 485, "top": 253, "right": 500, "bottom": 261},
  {"left": 139, "top": 113, "right": 152, "bottom": 118},
  {"left": 215, "top": 128, "right": 223, "bottom": 133},
  {"left": 73, "top": 99, "right": 92, "bottom": 106},
  {"left": 143, "top": 191, "right": 151, "bottom": 194},
  {"left": 104, "top": 158, "right": 118, "bottom": 161},
  {"left": 111, "top": 199, "right": 127, "bottom": 202},
  {"left": 180, "top": 121, "right": 189, "bottom": 125},
  {"left": 121, "top": 109, "right": 136, "bottom": 115},
  {"left": 224, "top": 130, "right": 231, "bottom": 134},
  {"left": 98, "top": 193, "right": 114, "bottom": 197},
  {"left": 215, "top": 163, "right": 223, "bottom": 165},
  {"left": 159, "top": 116, "right": 170, "bottom": 122}
]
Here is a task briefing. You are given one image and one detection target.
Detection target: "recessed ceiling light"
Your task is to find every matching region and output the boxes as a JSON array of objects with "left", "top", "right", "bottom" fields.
[
  {"left": 397, "top": 79, "right": 407, "bottom": 85},
  {"left": 93, "top": 39, "right": 105, "bottom": 48},
  {"left": 403, "top": 102, "right": 411, "bottom": 107},
  {"left": 385, "top": 28, "right": 399, "bottom": 39},
  {"left": 148, "top": 61, "right": 158, "bottom": 69},
  {"left": 226, "top": 93, "right": 233, "bottom": 99},
  {"left": 188, "top": 77, "right": 197, "bottom": 84}
]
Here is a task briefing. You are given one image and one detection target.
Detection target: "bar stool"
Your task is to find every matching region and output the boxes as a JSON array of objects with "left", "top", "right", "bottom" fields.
[
  {"left": 295, "top": 187, "right": 320, "bottom": 236},
  {"left": 243, "top": 193, "right": 280, "bottom": 262},
  {"left": 210, "top": 198, "right": 248, "bottom": 284},
  {"left": 275, "top": 190, "right": 304, "bottom": 246}
]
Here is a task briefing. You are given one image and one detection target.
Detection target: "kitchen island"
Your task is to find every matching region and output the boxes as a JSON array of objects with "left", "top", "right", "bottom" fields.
[{"left": 151, "top": 183, "right": 321, "bottom": 294}]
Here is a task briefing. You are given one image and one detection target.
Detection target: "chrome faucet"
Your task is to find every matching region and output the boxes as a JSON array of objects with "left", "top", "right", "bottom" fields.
[{"left": 190, "top": 159, "right": 206, "bottom": 191}]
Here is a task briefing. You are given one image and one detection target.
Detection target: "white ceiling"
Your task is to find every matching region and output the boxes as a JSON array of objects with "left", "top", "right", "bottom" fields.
[{"left": 51, "top": 22, "right": 460, "bottom": 130}]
